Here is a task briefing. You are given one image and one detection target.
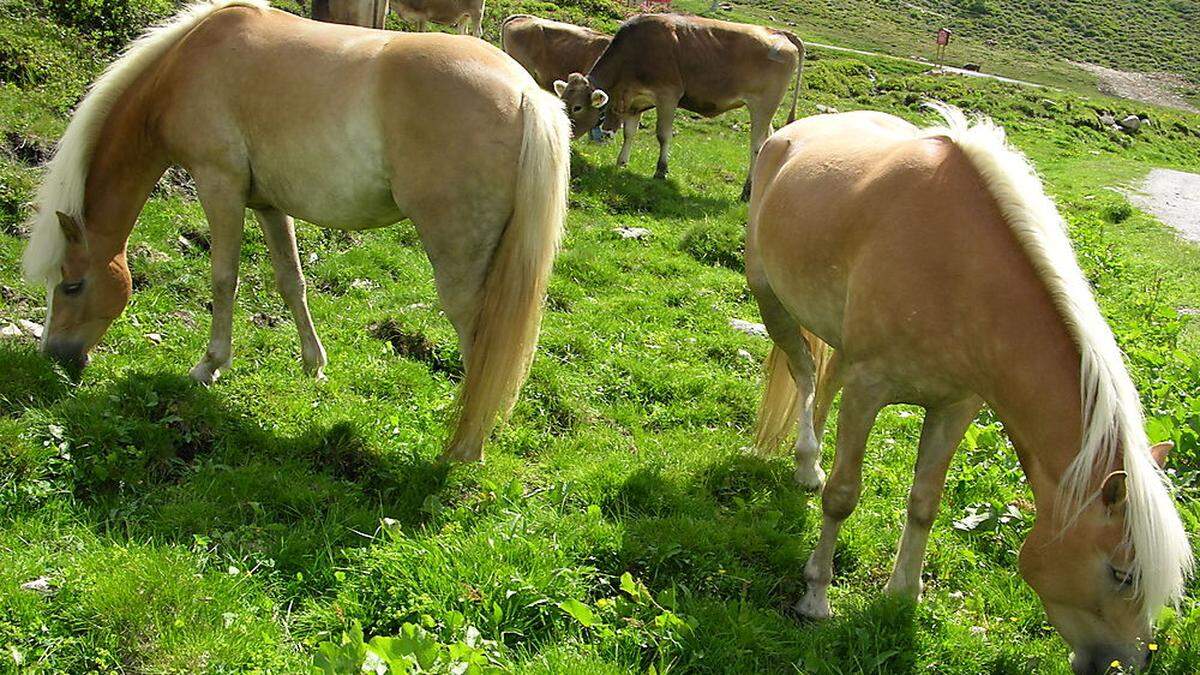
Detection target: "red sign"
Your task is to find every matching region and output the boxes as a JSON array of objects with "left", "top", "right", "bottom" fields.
[{"left": 936, "top": 28, "right": 952, "bottom": 46}]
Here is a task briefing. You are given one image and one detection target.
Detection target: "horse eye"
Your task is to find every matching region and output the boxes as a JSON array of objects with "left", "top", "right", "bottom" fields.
[
  {"left": 61, "top": 280, "right": 84, "bottom": 296},
  {"left": 1110, "top": 566, "right": 1133, "bottom": 587}
]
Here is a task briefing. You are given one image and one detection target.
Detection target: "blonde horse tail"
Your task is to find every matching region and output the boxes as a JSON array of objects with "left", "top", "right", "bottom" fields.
[
  {"left": 753, "top": 328, "right": 836, "bottom": 454},
  {"left": 444, "top": 88, "right": 570, "bottom": 460}
]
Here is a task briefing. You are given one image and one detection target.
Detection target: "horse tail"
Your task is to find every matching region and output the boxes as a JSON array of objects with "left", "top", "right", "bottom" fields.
[
  {"left": 753, "top": 328, "right": 836, "bottom": 454},
  {"left": 444, "top": 88, "right": 570, "bottom": 460},
  {"left": 775, "top": 30, "right": 806, "bottom": 124}
]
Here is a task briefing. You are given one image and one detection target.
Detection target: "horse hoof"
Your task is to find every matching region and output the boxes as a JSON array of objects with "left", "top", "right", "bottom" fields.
[
  {"left": 653, "top": 170, "right": 668, "bottom": 180},
  {"left": 794, "top": 466, "right": 825, "bottom": 492},
  {"left": 189, "top": 363, "right": 219, "bottom": 386},
  {"left": 795, "top": 594, "right": 832, "bottom": 620}
]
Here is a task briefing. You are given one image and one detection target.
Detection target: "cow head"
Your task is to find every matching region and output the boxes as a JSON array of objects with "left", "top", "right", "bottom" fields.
[{"left": 554, "top": 73, "right": 608, "bottom": 139}]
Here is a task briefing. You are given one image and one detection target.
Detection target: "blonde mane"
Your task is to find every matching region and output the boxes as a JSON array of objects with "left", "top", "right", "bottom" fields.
[
  {"left": 22, "top": 0, "right": 271, "bottom": 286},
  {"left": 918, "top": 103, "right": 1192, "bottom": 617}
]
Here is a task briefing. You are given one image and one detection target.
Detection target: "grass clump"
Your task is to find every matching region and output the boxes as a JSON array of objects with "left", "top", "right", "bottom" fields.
[{"left": 680, "top": 219, "right": 745, "bottom": 272}]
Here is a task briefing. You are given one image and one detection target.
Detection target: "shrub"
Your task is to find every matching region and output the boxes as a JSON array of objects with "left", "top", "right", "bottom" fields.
[{"left": 30, "top": 0, "right": 174, "bottom": 51}]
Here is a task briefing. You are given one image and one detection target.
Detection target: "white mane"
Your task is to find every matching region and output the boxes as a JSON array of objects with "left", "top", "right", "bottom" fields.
[
  {"left": 918, "top": 103, "right": 1192, "bottom": 617},
  {"left": 21, "top": 0, "right": 271, "bottom": 286}
]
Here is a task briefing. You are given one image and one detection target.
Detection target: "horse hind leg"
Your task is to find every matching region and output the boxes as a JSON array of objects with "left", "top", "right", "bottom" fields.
[
  {"left": 253, "top": 207, "right": 327, "bottom": 380},
  {"left": 884, "top": 397, "right": 981, "bottom": 600},
  {"left": 189, "top": 171, "right": 248, "bottom": 386},
  {"left": 749, "top": 272, "right": 824, "bottom": 490}
]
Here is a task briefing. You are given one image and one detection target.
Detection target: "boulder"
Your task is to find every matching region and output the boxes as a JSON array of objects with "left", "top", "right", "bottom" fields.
[{"left": 1118, "top": 114, "right": 1141, "bottom": 133}]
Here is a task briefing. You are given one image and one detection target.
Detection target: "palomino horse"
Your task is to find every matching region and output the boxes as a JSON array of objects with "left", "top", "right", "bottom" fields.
[
  {"left": 748, "top": 107, "right": 1191, "bottom": 673},
  {"left": 22, "top": 0, "right": 570, "bottom": 462},
  {"left": 314, "top": 0, "right": 485, "bottom": 37}
]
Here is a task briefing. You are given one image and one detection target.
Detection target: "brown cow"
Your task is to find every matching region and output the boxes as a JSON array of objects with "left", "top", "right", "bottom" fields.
[
  {"left": 313, "top": 0, "right": 484, "bottom": 36},
  {"left": 501, "top": 15, "right": 611, "bottom": 92},
  {"left": 554, "top": 14, "right": 804, "bottom": 200}
]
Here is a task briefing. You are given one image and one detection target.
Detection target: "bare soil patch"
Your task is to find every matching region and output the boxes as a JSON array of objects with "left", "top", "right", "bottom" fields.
[
  {"left": 1123, "top": 169, "right": 1200, "bottom": 243},
  {"left": 1072, "top": 61, "right": 1198, "bottom": 112}
]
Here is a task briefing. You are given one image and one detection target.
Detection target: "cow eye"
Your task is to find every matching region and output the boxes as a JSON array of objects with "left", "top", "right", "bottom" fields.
[
  {"left": 61, "top": 280, "right": 84, "bottom": 296},
  {"left": 572, "top": 105, "right": 583, "bottom": 113}
]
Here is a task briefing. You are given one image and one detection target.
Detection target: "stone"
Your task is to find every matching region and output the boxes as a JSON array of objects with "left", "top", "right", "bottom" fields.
[
  {"left": 614, "top": 226, "right": 651, "bottom": 240},
  {"left": 18, "top": 319, "right": 42, "bottom": 339},
  {"left": 729, "top": 318, "right": 768, "bottom": 338},
  {"left": 816, "top": 104, "right": 839, "bottom": 114}
]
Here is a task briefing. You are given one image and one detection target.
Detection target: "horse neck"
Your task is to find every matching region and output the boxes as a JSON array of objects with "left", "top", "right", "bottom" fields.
[
  {"left": 82, "top": 99, "right": 169, "bottom": 263},
  {"left": 974, "top": 258, "right": 1091, "bottom": 517}
]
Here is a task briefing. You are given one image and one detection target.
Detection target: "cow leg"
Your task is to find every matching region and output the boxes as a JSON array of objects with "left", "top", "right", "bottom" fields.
[
  {"left": 884, "top": 398, "right": 981, "bottom": 600},
  {"left": 469, "top": 7, "right": 483, "bottom": 37},
  {"left": 653, "top": 97, "right": 678, "bottom": 179},
  {"left": 254, "top": 207, "right": 327, "bottom": 380},
  {"left": 415, "top": 19, "right": 426, "bottom": 32},
  {"left": 742, "top": 101, "right": 777, "bottom": 201},
  {"left": 616, "top": 112, "right": 642, "bottom": 167}
]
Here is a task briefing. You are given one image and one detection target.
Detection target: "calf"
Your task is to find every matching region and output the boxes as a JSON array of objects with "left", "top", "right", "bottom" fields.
[{"left": 555, "top": 14, "right": 804, "bottom": 200}]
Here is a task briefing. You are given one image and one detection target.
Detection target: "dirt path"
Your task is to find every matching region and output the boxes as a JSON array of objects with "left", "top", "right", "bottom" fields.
[
  {"left": 1123, "top": 169, "right": 1200, "bottom": 243},
  {"left": 1071, "top": 61, "right": 1198, "bottom": 113}
]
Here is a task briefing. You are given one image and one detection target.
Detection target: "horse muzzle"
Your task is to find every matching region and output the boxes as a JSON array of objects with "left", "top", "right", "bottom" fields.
[
  {"left": 1071, "top": 645, "right": 1150, "bottom": 675},
  {"left": 43, "top": 337, "right": 90, "bottom": 371}
]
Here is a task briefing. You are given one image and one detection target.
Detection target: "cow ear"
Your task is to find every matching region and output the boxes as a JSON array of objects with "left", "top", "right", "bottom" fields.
[
  {"left": 591, "top": 89, "right": 609, "bottom": 108},
  {"left": 1149, "top": 441, "right": 1173, "bottom": 468},
  {"left": 553, "top": 80, "right": 568, "bottom": 97},
  {"left": 56, "top": 211, "right": 85, "bottom": 246},
  {"left": 1101, "top": 470, "right": 1128, "bottom": 510}
]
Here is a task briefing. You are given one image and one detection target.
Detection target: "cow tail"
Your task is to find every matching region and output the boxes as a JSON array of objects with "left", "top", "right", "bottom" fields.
[{"left": 778, "top": 30, "right": 805, "bottom": 124}]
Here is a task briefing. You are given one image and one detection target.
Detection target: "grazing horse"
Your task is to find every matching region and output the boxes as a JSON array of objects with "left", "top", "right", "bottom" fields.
[
  {"left": 748, "top": 107, "right": 1191, "bottom": 673},
  {"left": 21, "top": 0, "right": 570, "bottom": 462},
  {"left": 314, "top": 0, "right": 484, "bottom": 36}
]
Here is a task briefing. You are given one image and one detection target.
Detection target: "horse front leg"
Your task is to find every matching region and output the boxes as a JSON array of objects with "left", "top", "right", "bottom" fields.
[
  {"left": 189, "top": 174, "right": 247, "bottom": 386},
  {"left": 254, "top": 207, "right": 327, "bottom": 380},
  {"left": 884, "top": 397, "right": 981, "bottom": 600},
  {"left": 797, "top": 373, "right": 885, "bottom": 619}
]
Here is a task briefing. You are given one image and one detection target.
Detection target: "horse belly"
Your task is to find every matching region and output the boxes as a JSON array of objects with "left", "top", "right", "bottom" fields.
[{"left": 246, "top": 138, "right": 403, "bottom": 229}]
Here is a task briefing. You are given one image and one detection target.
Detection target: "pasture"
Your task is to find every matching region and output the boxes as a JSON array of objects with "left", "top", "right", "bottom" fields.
[{"left": 2, "top": 1, "right": 1199, "bottom": 673}]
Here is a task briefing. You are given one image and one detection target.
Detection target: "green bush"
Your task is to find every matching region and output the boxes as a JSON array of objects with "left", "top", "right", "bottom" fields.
[
  {"left": 31, "top": 0, "right": 174, "bottom": 51},
  {"left": 805, "top": 59, "right": 876, "bottom": 99},
  {"left": 680, "top": 219, "right": 745, "bottom": 271}
]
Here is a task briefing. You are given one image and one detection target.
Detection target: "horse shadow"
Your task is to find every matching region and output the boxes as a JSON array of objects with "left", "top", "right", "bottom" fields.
[
  {"left": 570, "top": 152, "right": 732, "bottom": 220},
  {"left": 2, "top": 342, "right": 451, "bottom": 588}
]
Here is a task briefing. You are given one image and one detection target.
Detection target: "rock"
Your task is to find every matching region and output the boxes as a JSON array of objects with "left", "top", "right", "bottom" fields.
[
  {"left": 816, "top": 104, "right": 839, "bottom": 114},
  {"left": 20, "top": 577, "right": 55, "bottom": 595},
  {"left": 729, "top": 318, "right": 768, "bottom": 338},
  {"left": 0, "top": 323, "right": 21, "bottom": 338},
  {"left": 1118, "top": 114, "right": 1141, "bottom": 133},
  {"left": 1097, "top": 113, "right": 1116, "bottom": 127},
  {"left": 145, "top": 332, "right": 163, "bottom": 345},
  {"left": 18, "top": 319, "right": 43, "bottom": 340},
  {"left": 614, "top": 226, "right": 651, "bottom": 240},
  {"left": 736, "top": 348, "right": 756, "bottom": 362},
  {"left": 349, "top": 278, "right": 376, "bottom": 290}
]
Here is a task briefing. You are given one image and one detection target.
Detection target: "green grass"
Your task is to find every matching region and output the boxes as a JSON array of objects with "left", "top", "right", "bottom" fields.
[{"left": 2, "top": 2, "right": 1200, "bottom": 673}]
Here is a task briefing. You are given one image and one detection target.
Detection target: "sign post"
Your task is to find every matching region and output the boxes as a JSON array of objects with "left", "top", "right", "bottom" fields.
[{"left": 936, "top": 28, "right": 952, "bottom": 70}]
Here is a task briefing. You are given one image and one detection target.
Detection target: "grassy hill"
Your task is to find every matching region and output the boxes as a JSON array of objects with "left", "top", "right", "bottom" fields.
[{"left": 2, "top": 1, "right": 1200, "bottom": 673}]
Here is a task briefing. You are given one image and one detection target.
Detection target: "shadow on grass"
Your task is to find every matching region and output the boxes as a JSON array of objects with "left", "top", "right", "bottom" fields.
[
  {"left": 797, "top": 595, "right": 920, "bottom": 675},
  {"left": 570, "top": 153, "right": 731, "bottom": 220},
  {"left": 0, "top": 343, "right": 73, "bottom": 415},
  {"left": 5, "top": 357, "right": 450, "bottom": 584}
]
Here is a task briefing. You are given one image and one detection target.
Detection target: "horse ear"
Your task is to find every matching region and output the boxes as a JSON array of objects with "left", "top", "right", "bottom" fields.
[
  {"left": 590, "top": 89, "right": 609, "bottom": 108},
  {"left": 1101, "top": 470, "right": 1127, "bottom": 509},
  {"left": 553, "top": 80, "right": 568, "bottom": 97},
  {"left": 56, "top": 211, "right": 85, "bottom": 246},
  {"left": 1149, "top": 441, "right": 1173, "bottom": 468}
]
